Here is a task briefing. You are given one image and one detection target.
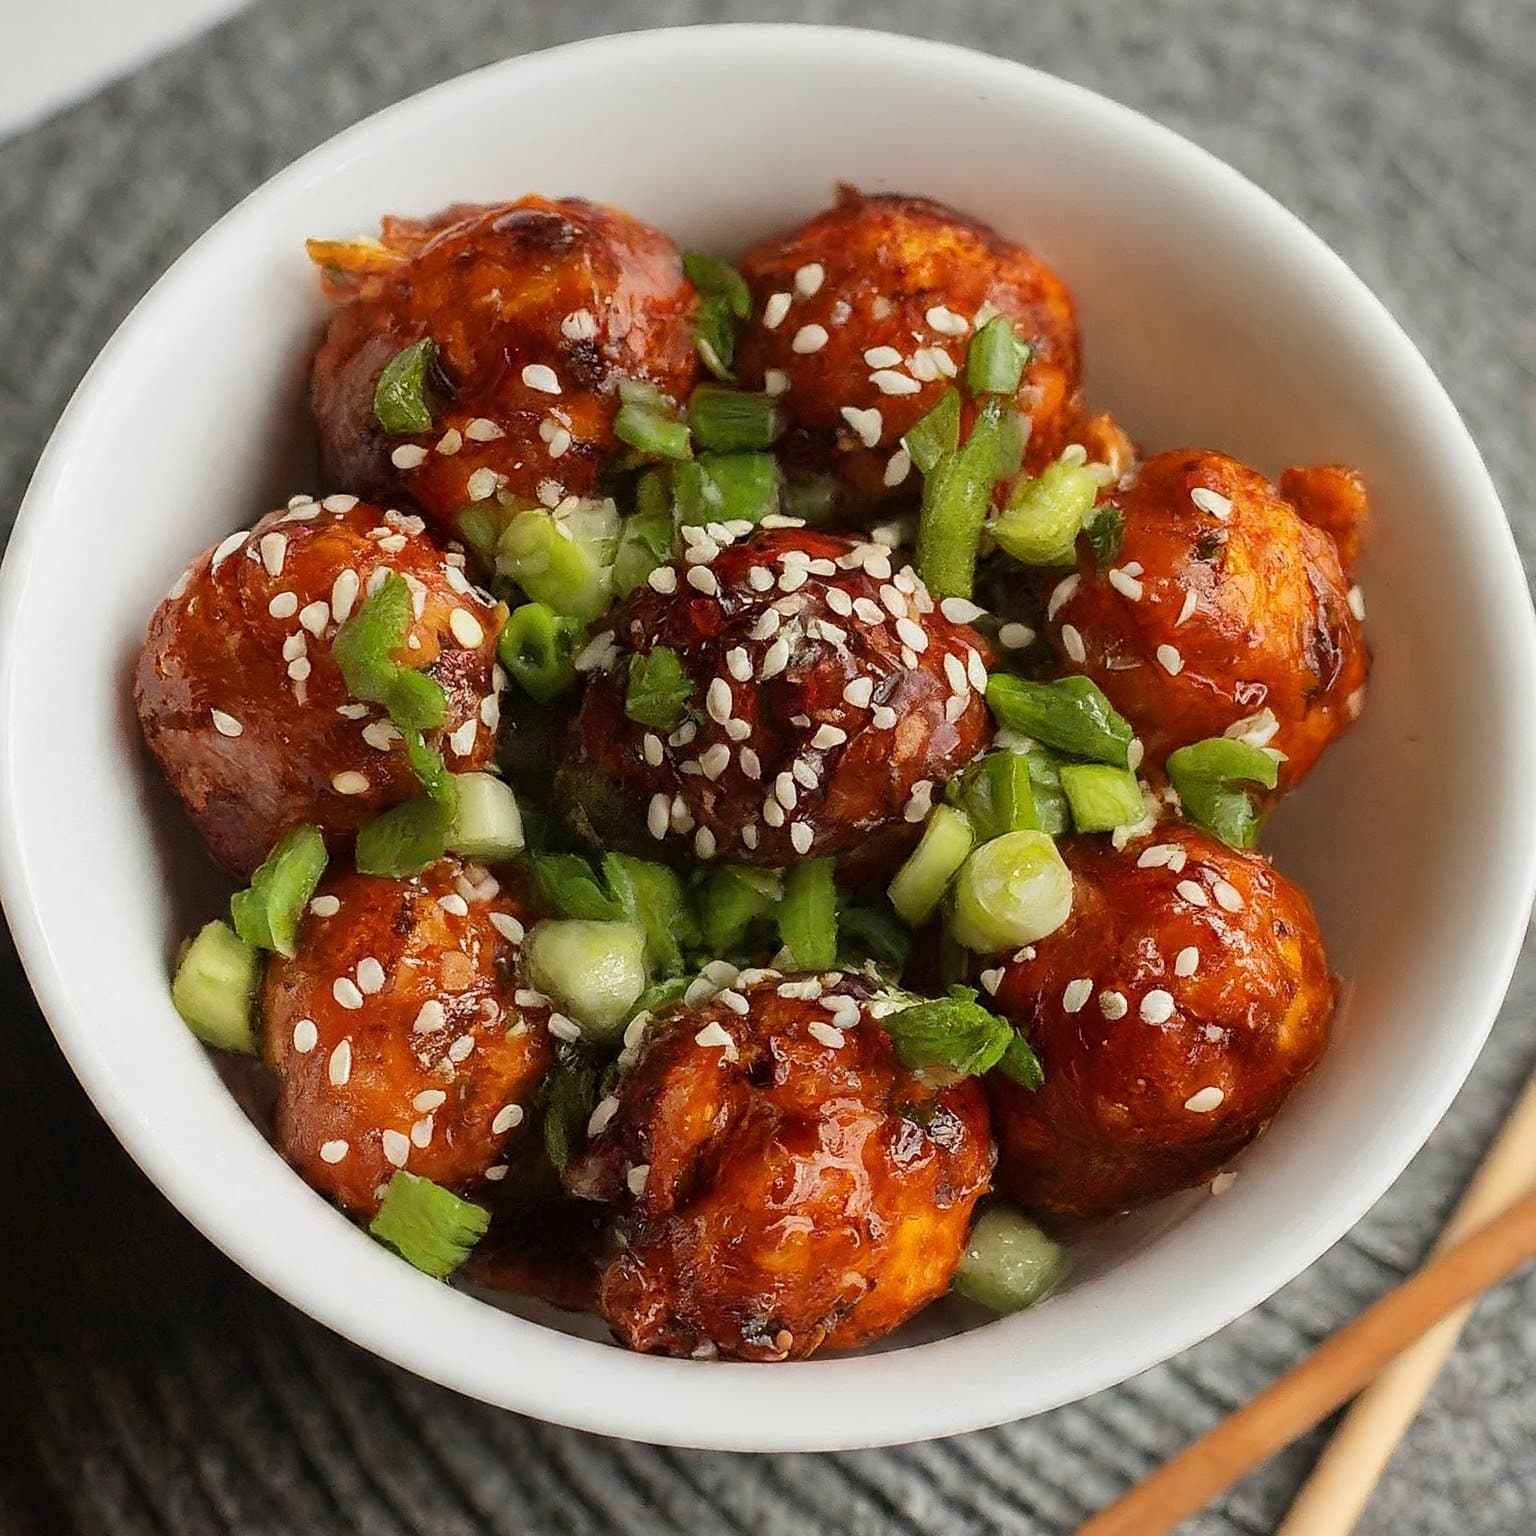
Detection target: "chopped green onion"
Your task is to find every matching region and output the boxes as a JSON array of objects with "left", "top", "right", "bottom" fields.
[
  {"left": 698, "top": 864, "right": 782, "bottom": 955},
  {"left": 355, "top": 794, "right": 451, "bottom": 878},
  {"left": 1059, "top": 764, "right": 1145, "bottom": 833},
  {"left": 965, "top": 316, "right": 1032, "bottom": 397},
  {"left": 495, "top": 503, "right": 618, "bottom": 624},
  {"left": 624, "top": 646, "right": 694, "bottom": 732},
  {"left": 991, "top": 410, "right": 1028, "bottom": 482},
  {"left": 672, "top": 452, "right": 780, "bottom": 527},
  {"left": 879, "top": 985, "right": 1014, "bottom": 1078},
  {"left": 627, "top": 974, "right": 692, "bottom": 1025},
  {"left": 985, "top": 675, "right": 1134, "bottom": 768},
  {"left": 953, "top": 1208, "right": 1065, "bottom": 1312},
  {"left": 454, "top": 502, "right": 515, "bottom": 569},
  {"left": 612, "top": 504, "right": 677, "bottom": 597},
  {"left": 694, "top": 298, "right": 739, "bottom": 380},
  {"left": 1084, "top": 504, "right": 1125, "bottom": 568},
  {"left": 902, "top": 388, "right": 962, "bottom": 474},
  {"left": 497, "top": 602, "right": 582, "bottom": 704},
  {"left": 838, "top": 905, "right": 911, "bottom": 971},
  {"left": 171, "top": 920, "right": 260, "bottom": 1053},
  {"left": 526, "top": 918, "right": 649, "bottom": 1036},
  {"left": 687, "top": 386, "right": 785, "bottom": 452},
  {"left": 373, "top": 338, "right": 437, "bottom": 434},
  {"left": 230, "top": 825, "right": 327, "bottom": 957},
  {"left": 539, "top": 1054, "right": 600, "bottom": 1171},
  {"left": 992, "top": 458, "right": 1101, "bottom": 566},
  {"left": 914, "top": 398, "right": 1013, "bottom": 599},
  {"left": 888, "top": 804, "right": 975, "bottom": 926},
  {"left": 782, "top": 473, "right": 841, "bottom": 526},
  {"left": 368, "top": 1171, "right": 490, "bottom": 1279},
  {"left": 331, "top": 573, "right": 448, "bottom": 731},
  {"left": 778, "top": 857, "right": 838, "bottom": 971},
  {"left": 682, "top": 251, "right": 753, "bottom": 321},
  {"left": 1167, "top": 737, "right": 1280, "bottom": 850},
  {"left": 601, "top": 853, "right": 694, "bottom": 977},
  {"left": 615, "top": 399, "right": 693, "bottom": 461},
  {"left": 997, "top": 1032, "right": 1044, "bottom": 1090},
  {"left": 443, "top": 772, "right": 524, "bottom": 861},
  {"left": 403, "top": 727, "right": 456, "bottom": 807},
  {"left": 951, "top": 752, "right": 1038, "bottom": 842},
  {"left": 952, "top": 830, "right": 1073, "bottom": 953},
  {"left": 1019, "top": 741, "right": 1071, "bottom": 837},
  {"left": 530, "top": 853, "right": 624, "bottom": 922}
]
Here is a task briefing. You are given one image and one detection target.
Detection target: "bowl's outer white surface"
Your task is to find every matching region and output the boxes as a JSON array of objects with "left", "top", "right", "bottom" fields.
[{"left": 3, "top": 25, "right": 1534, "bottom": 1451}]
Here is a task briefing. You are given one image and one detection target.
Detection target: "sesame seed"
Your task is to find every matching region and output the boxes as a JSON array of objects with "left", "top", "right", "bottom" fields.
[
  {"left": 792, "top": 323, "right": 829, "bottom": 354},
  {"left": 778, "top": 566, "right": 809, "bottom": 594},
  {"left": 759, "top": 636, "right": 792, "bottom": 680},
  {"left": 872, "top": 705, "right": 898, "bottom": 729},
  {"left": 840, "top": 405, "right": 884, "bottom": 448},
  {"left": 706, "top": 677, "right": 734, "bottom": 723},
  {"left": 774, "top": 772, "right": 799, "bottom": 811},
  {"left": 489, "top": 912, "right": 525, "bottom": 945},
  {"left": 1348, "top": 585, "right": 1366, "bottom": 621},
  {"left": 1176, "top": 879, "right": 1210, "bottom": 907},
  {"left": 807, "top": 1021, "right": 845, "bottom": 1049},
  {"left": 764, "top": 368, "right": 789, "bottom": 396},
  {"left": 739, "top": 748, "right": 762, "bottom": 780},
  {"left": 209, "top": 530, "right": 248, "bottom": 571},
  {"left": 1156, "top": 643, "right": 1185, "bottom": 675},
  {"left": 647, "top": 793, "right": 669, "bottom": 840},
  {"left": 466, "top": 467, "right": 499, "bottom": 501},
  {"left": 999, "top": 622, "right": 1035, "bottom": 650},
  {"left": 408, "top": 1115, "right": 434, "bottom": 1149},
  {"left": 362, "top": 714, "right": 400, "bottom": 748},
  {"left": 1172, "top": 592, "right": 1198, "bottom": 628},
  {"left": 328, "top": 568, "right": 359, "bottom": 623},
  {"left": 1175, "top": 946, "right": 1199, "bottom": 977},
  {"left": 1347, "top": 686, "right": 1367, "bottom": 718},
  {"left": 686, "top": 565, "right": 720, "bottom": 596},
  {"left": 298, "top": 599, "right": 330, "bottom": 637},
  {"left": 896, "top": 616, "right": 928, "bottom": 651},
  {"left": 694, "top": 742, "right": 730, "bottom": 781},
  {"left": 1128, "top": 739, "right": 1144, "bottom": 772},
  {"left": 1185, "top": 1086, "right": 1225, "bottom": 1114},
  {"left": 940, "top": 597, "right": 986, "bottom": 624},
  {"left": 464, "top": 417, "right": 505, "bottom": 443},
  {"left": 327, "top": 1038, "right": 353, "bottom": 1085},
  {"left": 794, "top": 262, "right": 825, "bottom": 296},
  {"left": 925, "top": 304, "right": 969, "bottom": 335},
  {"left": 447, "top": 718, "right": 478, "bottom": 757},
  {"left": 561, "top": 308, "right": 598, "bottom": 341},
  {"left": 391, "top": 444, "right": 428, "bottom": 470},
  {"left": 319, "top": 1139, "right": 348, "bottom": 1163},
  {"left": 438, "top": 892, "right": 470, "bottom": 917},
  {"left": 323, "top": 494, "right": 358, "bottom": 513},
  {"left": 1137, "top": 843, "right": 1176, "bottom": 868},
  {"left": 521, "top": 363, "right": 561, "bottom": 394},
  {"left": 1108, "top": 568, "right": 1144, "bottom": 601},
  {"left": 1047, "top": 575, "right": 1080, "bottom": 621},
  {"left": 694, "top": 827, "right": 718, "bottom": 860},
  {"left": 1211, "top": 1170, "right": 1238, "bottom": 1195},
  {"left": 1062, "top": 979, "right": 1093, "bottom": 1013},
  {"left": 762, "top": 292, "right": 792, "bottom": 329},
  {"left": 1099, "top": 990, "right": 1129, "bottom": 1020},
  {"left": 436, "top": 428, "right": 463, "bottom": 455},
  {"left": 1190, "top": 487, "right": 1232, "bottom": 520},
  {"left": 965, "top": 650, "right": 988, "bottom": 692},
  {"left": 903, "top": 781, "right": 934, "bottom": 822},
  {"left": 282, "top": 632, "right": 307, "bottom": 662},
  {"left": 1212, "top": 879, "right": 1245, "bottom": 912},
  {"left": 1061, "top": 624, "right": 1087, "bottom": 664},
  {"left": 491, "top": 1102, "right": 525, "bottom": 1135},
  {"left": 355, "top": 957, "right": 385, "bottom": 995},
  {"left": 332, "top": 978, "right": 364, "bottom": 1011},
  {"left": 441, "top": 607, "right": 482, "bottom": 649},
  {"left": 694, "top": 1020, "right": 735, "bottom": 1050},
  {"left": 514, "top": 988, "right": 548, "bottom": 1009},
  {"left": 790, "top": 822, "right": 814, "bottom": 854},
  {"left": 587, "top": 1096, "right": 620, "bottom": 1138},
  {"left": 883, "top": 447, "right": 912, "bottom": 487},
  {"left": 255, "top": 532, "right": 287, "bottom": 578},
  {"left": 548, "top": 1014, "right": 583, "bottom": 1043},
  {"left": 647, "top": 565, "right": 678, "bottom": 594},
  {"left": 380, "top": 1129, "right": 410, "bottom": 1167},
  {"left": 869, "top": 369, "right": 921, "bottom": 396},
  {"left": 210, "top": 709, "right": 243, "bottom": 738},
  {"left": 944, "top": 695, "right": 966, "bottom": 724},
  {"left": 267, "top": 591, "right": 298, "bottom": 620},
  {"left": 1141, "top": 989, "right": 1176, "bottom": 1024},
  {"left": 725, "top": 646, "right": 752, "bottom": 682},
  {"left": 627, "top": 1164, "right": 651, "bottom": 1196},
  {"left": 943, "top": 654, "right": 968, "bottom": 694},
  {"left": 292, "top": 1019, "right": 318, "bottom": 1053},
  {"left": 811, "top": 724, "right": 847, "bottom": 750},
  {"left": 310, "top": 895, "right": 340, "bottom": 917}
]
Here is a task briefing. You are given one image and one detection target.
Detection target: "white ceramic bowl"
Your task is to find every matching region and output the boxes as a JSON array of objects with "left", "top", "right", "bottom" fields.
[{"left": 3, "top": 24, "right": 1533, "bottom": 1451}]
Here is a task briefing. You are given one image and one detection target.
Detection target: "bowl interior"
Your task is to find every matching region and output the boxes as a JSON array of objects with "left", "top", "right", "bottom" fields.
[{"left": 4, "top": 25, "right": 1533, "bottom": 1449}]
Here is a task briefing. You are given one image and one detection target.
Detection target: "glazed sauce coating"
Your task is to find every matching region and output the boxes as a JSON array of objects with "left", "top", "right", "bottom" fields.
[
  {"left": 310, "top": 197, "right": 699, "bottom": 536},
  {"left": 263, "top": 859, "right": 551, "bottom": 1215},
  {"left": 1048, "top": 449, "right": 1369, "bottom": 788},
  {"left": 565, "top": 971, "right": 993, "bottom": 1360},
  {"left": 565, "top": 525, "right": 994, "bottom": 876},
  {"left": 735, "top": 187, "right": 1081, "bottom": 508},
  {"left": 134, "top": 496, "right": 504, "bottom": 877},
  {"left": 988, "top": 824, "right": 1335, "bottom": 1224}
]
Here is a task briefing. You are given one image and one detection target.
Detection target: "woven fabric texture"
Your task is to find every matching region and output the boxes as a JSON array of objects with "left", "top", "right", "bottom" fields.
[{"left": 2, "top": 1, "right": 1534, "bottom": 1532}]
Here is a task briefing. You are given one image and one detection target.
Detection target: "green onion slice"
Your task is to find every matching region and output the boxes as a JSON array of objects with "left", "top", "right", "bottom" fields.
[
  {"left": 530, "top": 852, "right": 625, "bottom": 922},
  {"left": 965, "top": 316, "right": 1033, "bottom": 397},
  {"left": 526, "top": 918, "right": 649, "bottom": 1036},
  {"left": 683, "top": 251, "right": 753, "bottom": 320},
  {"left": 625, "top": 646, "right": 694, "bottom": 732},
  {"left": 951, "top": 829, "right": 1074, "bottom": 953},
  {"left": 997, "top": 1032, "right": 1045, "bottom": 1090},
  {"left": 1084, "top": 503, "right": 1125, "bottom": 568},
  {"left": 888, "top": 804, "right": 975, "bottom": 926},
  {"left": 355, "top": 794, "right": 449, "bottom": 879},
  {"left": 837, "top": 904, "right": 911, "bottom": 972},
  {"left": 612, "top": 503, "right": 677, "bottom": 598},
  {"left": 331, "top": 572, "right": 448, "bottom": 732},
  {"left": 878, "top": 984, "right": 1015, "bottom": 1078},
  {"left": 373, "top": 338, "right": 437, "bottom": 435},
  {"left": 954, "top": 1207, "right": 1065, "bottom": 1313},
  {"left": 672, "top": 452, "right": 781, "bottom": 527},
  {"left": 687, "top": 385, "right": 785, "bottom": 453},
  {"left": 615, "top": 400, "right": 693, "bottom": 461},
  {"left": 991, "top": 458, "right": 1101, "bottom": 567},
  {"left": 985, "top": 674, "right": 1134, "bottom": 768},
  {"left": 698, "top": 864, "right": 782, "bottom": 957},
  {"left": 539, "top": 1053, "right": 600, "bottom": 1171},
  {"left": 601, "top": 853, "right": 695, "bottom": 978},
  {"left": 368, "top": 1171, "right": 490, "bottom": 1279},
  {"left": 1059, "top": 763, "right": 1145, "bottom": 834},
  {"left": 778, "top": 857, "right": 838, "bottom": 971},
  {"left": 171, "top": 920, "right": 260, "bottom": 1054},
  {"left": 498, "top": 602, "right": 582, "bottom": 704},
  {"left": 495, "top": 503, "right": 618, "bottom": 624},
  {"left": 913, "top": 398, "right": 1011, "bottom": 599},
  {"left": 950, "top": 752, "right": 1038, "bottom": 843},
  {"left": 230, "top": 824, "right": 328, "bottom": 957},
  {"left": 1167, "top": 737, "right": 1280, "bottom": 849},
  {"left": 902, "top": 388, "right": 963, "bottom": 475}
]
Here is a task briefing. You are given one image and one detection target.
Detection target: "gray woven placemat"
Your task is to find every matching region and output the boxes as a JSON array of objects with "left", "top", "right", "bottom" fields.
[{"left": 3, "top": 1, "right": 1534, "bottom": 1532}]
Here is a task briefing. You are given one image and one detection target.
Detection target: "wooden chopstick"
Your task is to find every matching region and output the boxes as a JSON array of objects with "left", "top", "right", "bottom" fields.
[
  {"left": 1273, "top": 1072, "right": 1536, "bottom": 1535},
  {"left": 1070, "top": 1184, "right": 1536, "bottom": 1536}
]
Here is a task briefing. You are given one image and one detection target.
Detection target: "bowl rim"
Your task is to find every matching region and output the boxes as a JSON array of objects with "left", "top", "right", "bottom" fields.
[{"left": 4, "top": 22, "right": 1535, "bottom": 1451}]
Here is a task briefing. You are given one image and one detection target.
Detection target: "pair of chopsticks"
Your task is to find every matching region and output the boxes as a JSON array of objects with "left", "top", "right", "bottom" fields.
[{"left": 1073, "top": 1072, "right": 1536, "bottom": 1536}]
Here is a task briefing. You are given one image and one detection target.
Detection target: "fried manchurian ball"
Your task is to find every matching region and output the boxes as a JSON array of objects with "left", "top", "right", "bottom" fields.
[
  {"left": 309, "top": 197, "right": 699, "bottom": 537},
  {"left": 564, "top": 524, "right": 994, "bottom": 876},
  {"left": 263, "top": 858, "right": 551, "bottom": 1216},
  {"left": 988, "top": 823, "right": 1335, "bottom": 1225},
  {"left": 1046, "top": 449, "right": 1368, "bottom": 789},
  {"left": 734, "top": 187, "right": 1081, "bottom": 507},
  {"left": 564, "top": 969, "right": 993, "bottom": 1360},
  {"left": 134, "top": 495, "right": 505, "bottom": 878}
]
